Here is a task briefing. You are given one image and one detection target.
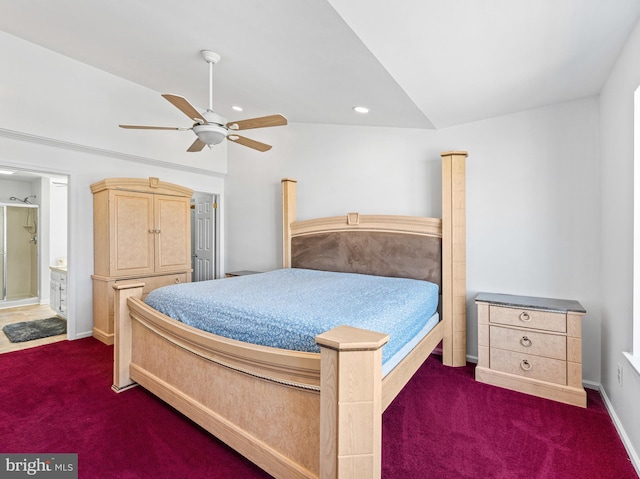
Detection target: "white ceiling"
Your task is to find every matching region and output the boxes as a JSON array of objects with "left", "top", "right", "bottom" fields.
[{"left": 1, "top": 0, "right": 639, "bottom": 130}]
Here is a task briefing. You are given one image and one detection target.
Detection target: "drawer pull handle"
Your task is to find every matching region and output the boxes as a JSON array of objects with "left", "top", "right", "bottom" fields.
[
  {"left": 520, "top": 336, "right": 532, "bottom": 347},
  {"left": 174, "top": 278, "right": 181, "bottom": 283},
  {"left": 149, "top": 229, "right": 155, "bottom": 234},
  {"left": 519, "top": 312, "right": 531, "bottom": 322},
  {"left": 520, "top": 359, "right": 532, "bottom": 371},
  {"left": 155, "top": 229, "right": 161, "bottom": 234}
]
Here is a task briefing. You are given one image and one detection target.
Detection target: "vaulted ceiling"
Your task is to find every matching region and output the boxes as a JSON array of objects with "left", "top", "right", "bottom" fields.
[{"left": 1, "top": 0, "right": 639, "bottom": 130}]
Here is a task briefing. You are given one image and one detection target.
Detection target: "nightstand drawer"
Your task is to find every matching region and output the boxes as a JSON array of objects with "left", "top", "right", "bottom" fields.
[
  {"left": 490, "top": 305, "right": 566, "bottom": 333},
  {"left": 490, "top": 348, "right": 566, "bottom": 384},
  {"left": 489, "top": 325, "right": 566, "bottom": 360}
]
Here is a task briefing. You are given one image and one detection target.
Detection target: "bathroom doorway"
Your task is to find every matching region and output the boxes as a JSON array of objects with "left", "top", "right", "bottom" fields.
[{"left": 0, "top": 168, "right": 68, "bottom": 310}]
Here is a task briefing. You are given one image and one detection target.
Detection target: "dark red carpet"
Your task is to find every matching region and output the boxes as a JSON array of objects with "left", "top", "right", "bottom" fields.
[
  {"left": 0, "top": 338, "right": 637, "bottom": 478},
  {"left": 382, "top": 354, "right": 639, "bottom": 479}
]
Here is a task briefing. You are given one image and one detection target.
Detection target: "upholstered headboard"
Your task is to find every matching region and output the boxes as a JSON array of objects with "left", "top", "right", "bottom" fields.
[
  {"left": 291, "top": 230, "right": 441, "bottom": 287},
  {"left": 282, "top": 208, "right": 443, "bottom": 288}
]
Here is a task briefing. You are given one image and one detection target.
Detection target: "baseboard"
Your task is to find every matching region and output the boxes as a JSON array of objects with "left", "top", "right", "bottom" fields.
[
  {"left": 582, "top": 379, "right": 599, "bottom": 390},
  {"left": 599, "top": 385, "right": 640, "bottom": 476},
  {"left": 74, "top": 331, "right": 94, "bottom": 340}
]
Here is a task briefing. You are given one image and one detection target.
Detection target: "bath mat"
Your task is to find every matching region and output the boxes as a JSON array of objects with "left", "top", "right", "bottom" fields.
[{"left": 2, "top": 317, "right": 66, "bottom": 343}]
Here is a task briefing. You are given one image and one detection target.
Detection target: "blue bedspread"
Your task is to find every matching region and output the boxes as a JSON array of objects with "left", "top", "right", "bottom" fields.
[{"left": 145, "top": 268, "right": 439, "bottom": 367}]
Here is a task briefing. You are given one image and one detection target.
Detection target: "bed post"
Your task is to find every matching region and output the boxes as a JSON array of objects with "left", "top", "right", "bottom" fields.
[
  {"left": 441, "top": 151, "right": 468, "bottom": 367},
  {"left": 316, "top": 325, "right": 389, "bottom": 479},
  {"left": 112, "top": 282, "right": 144, "bottom": 392},
  {"left": 282, "top": 178, "right": 297, "bottom": 268}
]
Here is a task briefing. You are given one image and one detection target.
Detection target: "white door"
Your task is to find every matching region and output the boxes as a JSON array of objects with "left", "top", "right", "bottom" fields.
[{"left": 191, "top": 192, "right": 216, "bottom": 281}]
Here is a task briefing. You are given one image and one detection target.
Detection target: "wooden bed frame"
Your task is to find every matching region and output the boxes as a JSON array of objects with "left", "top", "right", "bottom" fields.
[{"left": 112, "top": 150, "right": 468, "bottom": 479}]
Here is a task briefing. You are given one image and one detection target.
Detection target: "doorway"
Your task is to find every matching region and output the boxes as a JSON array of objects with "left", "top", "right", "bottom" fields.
[
  {"left": 0, "top": 169, "right": 68, "bottom": 311},
  {"left": 191, "top": 192, "right": 216, "bottom": 282}
]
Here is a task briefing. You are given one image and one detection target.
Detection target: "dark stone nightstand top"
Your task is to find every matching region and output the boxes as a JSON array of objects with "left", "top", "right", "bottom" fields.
[
  {"left": 475, "top": 292, "right": 586, "bottom": 314},
  {"left": 225, "top": 270, "right": 262, "bottom": 277}
]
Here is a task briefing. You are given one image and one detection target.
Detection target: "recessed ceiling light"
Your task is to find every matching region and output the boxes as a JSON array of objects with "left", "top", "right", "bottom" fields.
[
  {"left": 232, "top": 105, "right": 243, "bottom": 112},
  {"left": 0, "top": 169, "right": 15, "bottom": 175},
  {"left": 353, "top": 106, "right": 369, "bottom": 114}
]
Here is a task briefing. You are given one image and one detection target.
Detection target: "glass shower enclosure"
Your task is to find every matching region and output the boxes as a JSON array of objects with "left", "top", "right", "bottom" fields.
[{"left": 0, "top": 203, "right": 39, "bottom": 305}]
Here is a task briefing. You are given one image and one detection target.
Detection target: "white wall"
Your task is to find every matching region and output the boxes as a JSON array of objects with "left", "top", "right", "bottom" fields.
[
  {"left": 599, "top": 17, "right": 640, "bottom": 467},
  {"left": 225, "top": 97, "right": 602, "bottom": 383}
]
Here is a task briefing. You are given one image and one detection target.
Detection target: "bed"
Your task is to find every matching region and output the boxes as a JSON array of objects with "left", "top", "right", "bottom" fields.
[{"left": 112, "top": 150, "right": 468, "bottom": 479}]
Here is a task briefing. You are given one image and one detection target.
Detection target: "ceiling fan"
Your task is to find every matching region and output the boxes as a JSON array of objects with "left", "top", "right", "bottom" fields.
[{"left": 119, "top": 50, "right": 287, "bottom": 152}]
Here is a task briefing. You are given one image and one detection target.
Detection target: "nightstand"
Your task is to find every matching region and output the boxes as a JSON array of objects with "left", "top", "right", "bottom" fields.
[
  {"left": 475, "top": 292, "right": 587, "bottom": 407},
  {"left": 225, "top": 270, "right": 261, "bottom": 278}
]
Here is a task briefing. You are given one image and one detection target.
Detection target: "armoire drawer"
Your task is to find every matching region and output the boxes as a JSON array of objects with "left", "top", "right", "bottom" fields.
[
  {"left": 132, "top": 273, "right": 187, "bottom": 296},
  {"left": 110, "top": 273, "right": 188, "bottom": 313},
  {"left": 92, "top": 272, "right": 190, "bottom": 344}
]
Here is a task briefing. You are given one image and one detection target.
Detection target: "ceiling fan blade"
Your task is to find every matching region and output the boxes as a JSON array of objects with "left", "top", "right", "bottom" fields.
[
  {"left": 162, "top": 94, "right": 207, "bottom": 124},
  {"left": 187, "top": 138, "right": 207, "bottom": 152},
  {"left": 227, "top": 135, "right": 272, "bottom": 152},
  {"left": 119, "top": 124, "right": 187, "bottom": 130},
  {"left": 226, "top": 114, "right": 287, "bottom": 131}
]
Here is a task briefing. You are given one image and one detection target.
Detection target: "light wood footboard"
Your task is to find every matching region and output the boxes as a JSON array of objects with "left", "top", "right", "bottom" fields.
[
  {"left": 113, "top": 283, "right": 410, "bottom": 479},
  {"left": 115, "top": 284, "right": 322, "bottom": 478}
]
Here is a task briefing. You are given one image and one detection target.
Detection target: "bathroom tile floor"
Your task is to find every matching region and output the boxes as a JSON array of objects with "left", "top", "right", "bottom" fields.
[{"left": 0, "top": 304, "right": 65, "bottom": 354}]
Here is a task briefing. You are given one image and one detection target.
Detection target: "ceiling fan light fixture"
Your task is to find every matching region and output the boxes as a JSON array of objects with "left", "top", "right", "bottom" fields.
[
  {"left": 119, "top": 50, "right": 286, "bottom": 152},
  {"left": 193, "top": 123, "right": 227, "bottom": 145}
]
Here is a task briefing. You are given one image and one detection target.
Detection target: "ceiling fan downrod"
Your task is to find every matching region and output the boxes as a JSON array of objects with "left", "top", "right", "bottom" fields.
[{"left": 201, "top": 50, "right": 220, "bottom": 112}]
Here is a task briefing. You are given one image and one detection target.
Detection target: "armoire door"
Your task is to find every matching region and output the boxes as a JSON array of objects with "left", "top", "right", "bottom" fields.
[
  {"left": 110, "top": 190, "right": 155, "bottom": 277},
  {"left": 154, "top": 194, "right": 191, "bottom": 274}
]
